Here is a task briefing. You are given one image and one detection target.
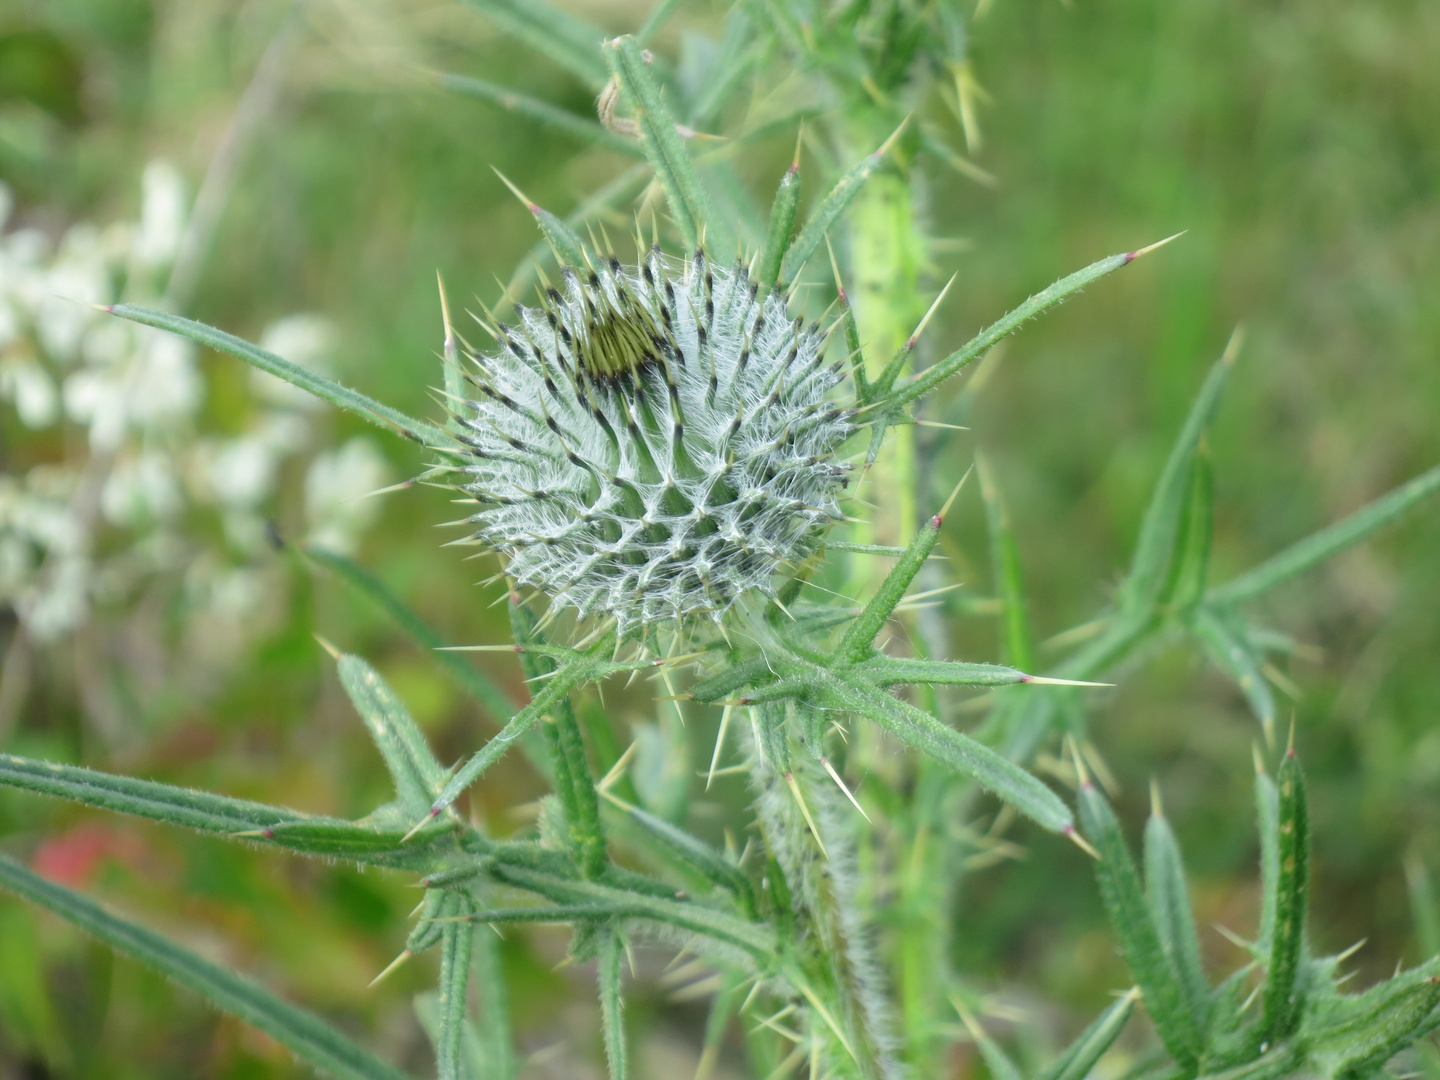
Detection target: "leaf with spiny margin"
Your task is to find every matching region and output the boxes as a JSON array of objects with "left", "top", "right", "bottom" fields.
[
  {"left": 433, "top": 71, "right": 639, "bottom": 156},
  {"left": 484, "top": 864, "right": 775, "bottom": 956},
  {"left": 847, "top": 657, "right": 1029, "bottom": 687},
  {"left": 336, "top": 652, "right": 447, "bottom": 815},
  {"left": 689, "top": 655, "right": 773, "bottom": 703},
  {"left": 491, "top": 169, "right": 591, "bottom": 271},
  {"left": 107, "top": 306, "right": 452, "bottom": 448},
  {"left": 1207, "top": 460, "right": 1440, "bottom": 606},
  {"left": 799, "top": 662, "right": 1072, "bottom": 833},
  {"left": 891, "top": 239, "right": 1179, "bottom": 410},
  {"left": 1039, "top": 988, "right": 1138, "bottom": 1080},
  {"left": 424, "top": 642, "right": 611, "bottom": 825},
  {"left": 0, "top": 855, "right": 411, "bottom": 1080},
  {"left": 0, "top": 753, "right": 439, "bottom": 867},
  {"left": 977, "top": 454, "right": 1035, "bottom": 671},
  {"left": 603, "top": 36, "right": 710, "bottom": 250},
  {"left": 437, "top": 893, "right": 476, "bottom": 1080},
  {"left": 780, "top": 132, "right": 897, "bottom": 285},
  {"left": 1190, "top": 606, "right": 1277, "bottom": 739},
  {"left": 605, "top": 797, "right": 757, "bottom": 916},
  {"left": 414, "top": 991, "right": 487, "bottom": 1080},
  {"left": 1163, "top": 442, "right": 1215, "bottom": 612},
  {"left": 1120, "top": 340, "right": 1236, "bottom": 618},
  {"left": 1304, "top": 959, "right": 1440, "bottom": 1079},
  {"left": 301, "top": 548, "right": 518, "bottom": 729},
  {"left": 1260, "top": 746, "right": 1309, "bottom": 1042},
  {"left": 1145, "top": 802, "right": 1211, "bottom": 1036},
  {"left": 1078, "top": 782, "right": 1201, "bottom": 1069},
  {"left": 835, "top": 509, "right": 943, "bottom": 663},
  {"left": 598, "top": 926, "right": 630, "bottom": 1080},
  {"left": 758, "top": 160, "right": 801, "bottom": 291},
  {"left": 461, "top": 0, "right": 608, "bottom": 90}
]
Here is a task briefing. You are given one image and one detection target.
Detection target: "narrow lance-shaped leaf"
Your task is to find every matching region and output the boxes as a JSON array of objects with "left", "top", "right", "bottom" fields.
[
  {"left": 0, "top": 855, "right": 411, "bottom": 1080},
  {"left": 604, "top": 794, "right": 757, "bottom": 917},
  {"left": 469, "top": 896, "right": 517, "bottom": 1080},
  {"left": 954, "top": 999, "right": 1024, "bottom": 1080},
  {"left": 419, "top": 646, "right": 608, "bottom": 831},
  {"left": 1121, "top": 334, "right": 1238, "bottom": 618},
  {"left": 1077, "top": 776, "right": 1201, "bottom": 1069},
  {"left": 603, "top": 35, "right": 710, "bottom": 250},
  {"left": 300, "top": 547, "right": 518, "bottom": 727},
  {"left": 462, "top": 0, "right": 608, "bottom": 90},
  {"left": 804, "top": 663, "right": 1073, "bottom": 833},
  {"left": 847, "top": 657, "right": 1031, "bottom": 687},
  {"left": 835, "top": 495, "right": 950, "bottom": 663},
  {"left": 780, "top": 122, "right": 906, "bottom": 284},
  {"left": 1190, "top": 607, "right": 1276, "bottom": 740},
  {"left": 1255, "top": 752, "right": 1281, "bottom": 954},
  {"left": 757, "top": 154, "right": 802, "bottom": 291},
  {"left": 107, "top": 305, "right": 452, "bottom": 448},
  {"left": 432, "top": 70, "right": 639, "bottom": 156},
  {"left": 1164, "top": 441, "right": 1215, "bottom": 611},
  {"left": 1039, "top": 987, "right": 1138, "bottom": 1080},
  {"left": 336, "top": 652, "right": 447, "bottom": 813},
  {"left": 597, "top": 926, "right": 630, "bottom": 1080},
  {"left": 1307, "top": 960, "right": 1440, "bottom": 1078},
  {"left": 977, "top": 453, "right": 1035, "bottom": 670},
  {"left": 1207, "top": 460, "right": 1440, "bottom": 606},
  {"left": 1144, "top": 786, "right": 1210, "bottom": 1036},
  {"left": 509, "top": 597, "right": 605, "bottom": 877},
  {"left": 891, "top": 234, "right": 1183, "bottom": 409},
  {"left": 437, "top": 894, "right": 476, "bottom": 1080},
  {"left": 1260, "top": 740, "right": 1309, "bottom": 1042},
  {"left": 492, "top": 168, "right": 588, "bottom": 270},
  {"left": 0, "top": 753, "right": 440, "bottom": 866}
]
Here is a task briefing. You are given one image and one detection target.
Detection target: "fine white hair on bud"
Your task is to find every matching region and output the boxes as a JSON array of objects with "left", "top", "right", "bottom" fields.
[{"left": 444, "top": 246, "right": 852, "bottom": 633}]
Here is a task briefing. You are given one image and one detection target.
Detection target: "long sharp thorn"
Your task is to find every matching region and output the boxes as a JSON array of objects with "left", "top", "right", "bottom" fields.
[
  {"left": 706, "top": 704, "right": 734, "bottom": 791},
  {"left": 906, "top": 272, "right": 958, "bottom": 349},
  {"left": 1124, "top": 230, "right": 1187, "bottom": 263},
  {"left": 785, "top": 772, "right": 828, "bottom": 858},
  {"left": 369, "top": 950, "right": 412, "bottom": 988},
  {"left": 820, "top": 757, "right": 870, "bottom": 822},
  {"left": 1021, "top": 675, "right": 1115, "bottom": 687},
  {"left": 939, "top": 463, "right": 976, "bottom": 521}
]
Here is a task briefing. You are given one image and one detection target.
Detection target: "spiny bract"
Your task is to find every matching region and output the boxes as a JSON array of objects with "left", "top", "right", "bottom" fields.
[{"left": 445, "top": 247, "right": 852, "bottom": 633}]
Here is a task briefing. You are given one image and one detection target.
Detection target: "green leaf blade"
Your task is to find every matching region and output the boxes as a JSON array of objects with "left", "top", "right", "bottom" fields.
[
  {"left": 107, "top": 306, "right": 450, "bottom": 448},
  {"left": 461, "top": 0, "right": 608, "bottom": 90},
  {"left": 0, "top": 855, "right": 412, "bottom": 1080},
  {"left": 336, "top": 653, "right": 446, "bottom": 814}
]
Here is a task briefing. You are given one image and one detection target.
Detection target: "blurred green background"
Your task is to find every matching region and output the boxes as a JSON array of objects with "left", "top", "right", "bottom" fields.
[{"left": 2, "top": 0, "right": 1438, "bottom": 1076}]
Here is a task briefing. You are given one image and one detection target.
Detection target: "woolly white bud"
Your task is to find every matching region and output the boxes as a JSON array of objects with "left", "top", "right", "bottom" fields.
[{"left": 447, "top": 249, "right": 851, "bottom": 633}]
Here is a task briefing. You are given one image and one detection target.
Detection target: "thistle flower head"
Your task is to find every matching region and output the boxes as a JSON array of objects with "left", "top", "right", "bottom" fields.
[{"left": 445, "top": 247, "right": 851, "bottom": 634}]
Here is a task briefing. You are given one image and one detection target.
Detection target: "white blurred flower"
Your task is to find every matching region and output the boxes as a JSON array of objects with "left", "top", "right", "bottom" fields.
[
  {"left": 304, "top": 436, "right": 391, "bottom": 555},
  {"left": 101, "top": 451, "right": 182, "bottom": 528},
  {"left": 0, "top": 359, "right": 59, "bottom": 428},
  {"left": 126, "top": 329, "right": 201, "bottom": 430},
  {"left": 22, "top": 554, "right": 92, "bottom": 642},
  {"left": 132, "top": 160, "right": 188, "bottom": 271},
  {"left": 254, "top": 313, "right": 338, "bottom": 409}
]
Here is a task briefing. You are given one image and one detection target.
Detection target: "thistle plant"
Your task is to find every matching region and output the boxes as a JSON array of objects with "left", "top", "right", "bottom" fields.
[{"left": 4, "top": 4, "right": 1440, "bottom": 1080}]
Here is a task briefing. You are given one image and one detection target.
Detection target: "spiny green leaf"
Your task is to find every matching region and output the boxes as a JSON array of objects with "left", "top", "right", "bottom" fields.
[
  {"left": 605, "top": 797, "right": 757, "bottom": 916},
  {"left": 1305, "top": 962, "right": 1440, "bottom": 1078},
  {"left": 1207, "top": 460, "right": 1440, "bottom": 606},
  {"left": 433, "top": 70, "right": 639, "bottom": 156},
  {"left": 689, "top": 655, "right": 774, "bottom": 703},
  {"left": 300, "top": 547, "right": 518, "bottom": 729},
  {"left": 757, "top": 157, "right": 802, "bottom": 291},
  {"left": 1121, "top": 336, "right": 1238, "bottom": 618},
  {"left": 0, "top": 855, "right": 411, "bottom": 1080},
  {"left": 1255, "top": 757, "right": 1281, "bottom": 955},
  {"left": 603, "top": 35, "right": 710, "bottom": 250},
  {"left": 1190, "top": 607, "right": 1276, "bottom": 738},
  {"left": 1144, "top": 792, "right": 1210, "bottom": 1036},
  {"left": 336, "top": 653, "right": 446, "bottom": 815},
  {"left": 107, "top": 305, "right": 451, "bottom": 448},
  {"left": 491, "top": 168, "right": 591, "bottom": 270},
  {"left": 422, "top": 639, "right": 613, "bottom": 827},
  {"left": 835, "top": 505, "right": 945, "bottom": 663},
  {"left": 1260, "top": 743, "right": 1309, "bottom": 1041},
  {"left": 1040, "top": 988, "right": 1138, "bottom": 1080},
  {"left": 977, "top": 454, "right": 1035, "bottom": 671},
  {"left": 1164, "top": 443, "right": 1215, "bottom": 612},
  {"left": 847, "top": 657, "right": 1029, "bottom": 687},
  {"left": 1078, "top": 781, "right": 1201, "bottom": 1069},
  {"left": 461, "top": 0, "right": 608, "bottom": 90},
  {"left": 892, "top": 236, "right": 1182, "bottom": 410},
  {"left": 597, "top": 926, "right": 629, "bottom": 1080},
  {"left": 802, "top": 663, "right": 1073, "bottom": 833},
  {"left": 437, "top": 895, "right": 476, "bottom": 1080},
  {"left": 780, "top": 128, "right": 902, "bottom": 284},
  {"left": 470, "top": 898, "right": 517, "bottom": 1080}
]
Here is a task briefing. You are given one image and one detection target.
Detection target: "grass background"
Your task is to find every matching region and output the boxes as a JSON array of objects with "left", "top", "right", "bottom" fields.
[{"left": 2, "top": 0, "right": 1438, "bottom": 1076}]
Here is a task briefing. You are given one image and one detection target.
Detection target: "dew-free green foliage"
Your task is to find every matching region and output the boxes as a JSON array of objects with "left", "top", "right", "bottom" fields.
[{"left": 3, "top": 1, "right": 1440, "bottom": 1078}]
